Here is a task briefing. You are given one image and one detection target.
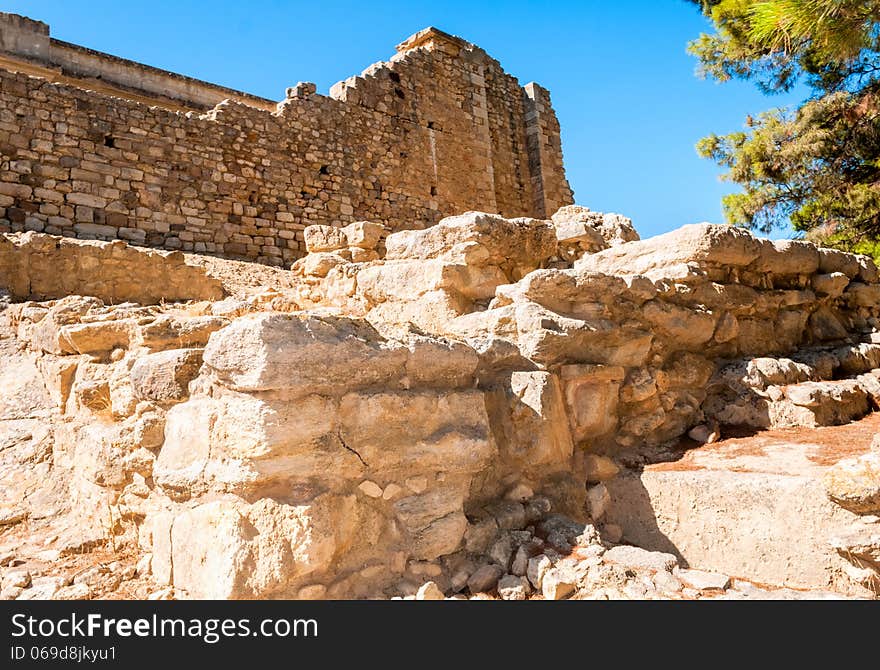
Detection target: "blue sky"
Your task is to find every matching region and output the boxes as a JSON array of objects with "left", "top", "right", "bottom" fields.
[{"left": 4, "top": 0, "right": 805, "bottom": 239}]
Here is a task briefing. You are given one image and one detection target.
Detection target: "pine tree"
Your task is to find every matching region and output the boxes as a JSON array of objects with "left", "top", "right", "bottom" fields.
[{"left": 689, "top": 0, "right": 880, "bottom": 255}]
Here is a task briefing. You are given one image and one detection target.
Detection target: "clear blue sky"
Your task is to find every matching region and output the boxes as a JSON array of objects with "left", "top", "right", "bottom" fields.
[{"left": 5, "top": 0, "right": 804, "bottom": 239}]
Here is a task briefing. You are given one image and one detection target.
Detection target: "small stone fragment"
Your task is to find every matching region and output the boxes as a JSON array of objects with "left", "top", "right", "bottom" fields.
[
  {"left": 358, "top": 480, "right": 383, "bottom": 498},
  {"left": 677, "top": 569, "right": 731, "bottom": 591},
  {"left": 497, "top": 574, "right": 529, "bottom": 601},
  {"left": 527, "top": 554, "right": 553, "bottom": 590},
  {"left": 416, "top": 581, "right": 445, "bottom": 600},
  {"left": 467, "top": 564, "right": 504, "bottom": 593},
  {"left": 541, "top": 567, "right": 576, "bottom": 600}
]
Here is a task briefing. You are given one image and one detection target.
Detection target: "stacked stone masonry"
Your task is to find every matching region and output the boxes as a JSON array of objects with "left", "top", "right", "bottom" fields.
[
  {"left": 3, "top": 211, "right": 880, "bottom": 599},
  {"left": 0, "top": 15, "right": 573, "bottom": 266}
]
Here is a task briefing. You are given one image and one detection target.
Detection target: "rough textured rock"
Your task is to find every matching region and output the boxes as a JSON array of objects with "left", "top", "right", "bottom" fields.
[
  {"left": 3, "top": 208, "right": 880, "bottom": 601},
  {"left": 1, "top": 232, "right": 225, "bottom": 304},
  {"left": 824, "top": 450, "right": 880, "bottom": 514},
  {"left": 130, "top": 349, "right": 203, "bottom": 402},
  {"left": 602, "top": 545, "right": 678, "bottom": 572},
  {"left": 677, "top": 569, "right": 730, "bottom": 591},
  {"left": 467, "top": 564, "right": 504, "bottom": 593}
]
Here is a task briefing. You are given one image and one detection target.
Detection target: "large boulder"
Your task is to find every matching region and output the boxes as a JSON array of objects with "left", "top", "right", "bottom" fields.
[
  {"left": 130, "top": 349, "right": 203, "bottom": 402},
  {"left": 824, "top": 449, "right": 880, "bottom": 514},
  {"left": 576, "top": 223, "right": 765, "bottom": 280},
  {"left": 551, "top": 205, "right": 639, "bottom": 248},
  {"left": 485, "top": 371, "right": 574, "bottom": 475},
  {"left": 137, "top": 315, "right": 228, "bottom": 350},
  {"left": 202, "top": 312, "right": 478, "bottom": 395},
  {"left": 202, "top": 313, "right": 408, "bottom": 394},
  {"left": 154, "top": 495, "right": 375, "bottom": 598},
  {"left": 383, "top": 211, "right": 556, "bottom": 279}
]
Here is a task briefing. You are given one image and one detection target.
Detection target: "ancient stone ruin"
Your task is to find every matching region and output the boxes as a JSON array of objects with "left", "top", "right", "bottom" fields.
[
  {"left": 0, "top": 14, "right": 571, "bottom": 265},
  {"left": 1, "top": 13, "right": 879, "bottom": 601}
]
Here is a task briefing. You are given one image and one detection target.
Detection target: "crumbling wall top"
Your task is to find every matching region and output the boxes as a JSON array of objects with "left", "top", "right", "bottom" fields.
[{"left": 396, "top": 27, "right": 472, "bottom": 55}]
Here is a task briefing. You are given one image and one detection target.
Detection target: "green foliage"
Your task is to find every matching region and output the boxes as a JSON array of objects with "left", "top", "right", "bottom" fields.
[
  {"left": 689, "top": 1, "right": 880, "bottom": 255},
  {"left": 688, "top": 0, "right": 880, "bottom": 93}
]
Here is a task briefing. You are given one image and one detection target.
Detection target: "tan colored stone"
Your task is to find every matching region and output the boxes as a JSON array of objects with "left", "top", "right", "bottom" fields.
[
  {"left": 486, "top": 371, "right": 574, "bottom": 475},
  {"left": 137, "top": 315, "right": 227, "bottom": 351},
  {"left": 583, "top": 454, "right": 619, "bottom": 483},
  {"left": 304, "top": 225, "right": 348, "bottom": 253},
  {"left": 358, "top": 480, "right": 383, "bottom": 498},
  {"left": 130, "top": 349, "right": 203, "bottom": 403},
  {"left": 824, "top": 451, "right": 880, "bottom": 514},
  {"left": 342, "top": 221, "right": 384, "bottom": 250},
  {"left": 203, "top": 312, "right": 408, "bottom": 394},
  {"left": 560, "top": 364, "right": 624, "bottom": 442}
]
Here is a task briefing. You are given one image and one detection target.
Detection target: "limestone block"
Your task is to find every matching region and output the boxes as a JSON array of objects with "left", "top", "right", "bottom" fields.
[
  {"left": 337, "top": 390, "right": 494, "bottom": 473},
  {"left": 485, "top": 371, "right": 574, "bottom": 473},
  {"left": 349, "top": 247, "right": 380, "bottom": 263},
  {"left": 559, "top": 364, "right": 624, "bottom": 441},
  {"left": 440, "top": 264, "right": 509, "bottom": 300},
  {"left": 552, "top": 206, "right": 639, "bottom": 247},
  {"left": 677, "top": 569, "right": 730, "bottom": 591},
  {"left": 835, "top": 343, "right": 880, "bottom": 375},
  {"left": 357, "top": 258, "right": 446, "bottom": 301},
  {"left": 167, "top": 496, "right": 361, "bottom": 599},
  {"left": 818, "top": 247, "right": 861, "bottom": 278},
  {"left": 602, "top": 545, "right": 678, "bottom": 572},
  {"left": 642, "top": 300, "right": 717, "bottom": 348},
  {"left": 577, "top": 223, "right": 764, "bottom": 280},
  {"left": 393, "top": 487, "right": 464, "bottom": 533},
  {"left": 59, "top": 320, "right": 133, "bottom": 355},
  {"left": 394, "top": 488, "right": 468, "bottom": 559},
  {"left": 302, "top": 252, "right": 347, "bottom": 278},
  {"left": 823, "top": 451, "right": 880, "bottom": 514},
  {"left": 554, "top": 219, "right": 606, "bottom": 250},
  {"left": 758, "top": 239, "right": 819, "bottom": 275},
  {"left": 202, "top": 312, "right": 408, "bottom": 394},
  {"left": 746, "top": 357, "right": 813, "bottom": 388},
  {"left": 845, "top": 282, "right": 880, "bottom": 307},
  {"left": 812, "top": 272, "right": 850, "bottom": 298},
  {"left": 153, "top": 397, "right": 215, "bottom": 495},
  {"left": 130, "top": 348, "right": 203, "bottom": 402},
  {"left": 713, "top": 312, "right": 739, "bottom": 343},
  {"left": 366, "top": 289, "right": 474, "bottom": 337},
  {"left": 137, "top": 315, "right": 227, "bottom": 351},
  {"left": 304, "top": 225, "right": 347, "bottom": 253},
  {"left": 357, "top": 259, "right": 494, "bottom": 303},
  {"left": 342, "top": 221, "right": 384, "bottom": 250},
  {"left": 156, "top": 391, "right": 367, "bottom": 495},
  {"left": 384, "top": 211, "right": 556, "bottom": 274},
  {"left": 411, "top": 512, "right": 468, "bottom": 560},
  {"left": 35, "top": 357, "right": 78, "bottom": 410},
  {"left": 403, "top": 336, "right": 478, "bottom": 388}
]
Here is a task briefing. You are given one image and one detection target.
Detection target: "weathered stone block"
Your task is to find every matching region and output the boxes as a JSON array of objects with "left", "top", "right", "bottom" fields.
[{"left": 130, "top": 348, "right": 203, "bottom": 402}]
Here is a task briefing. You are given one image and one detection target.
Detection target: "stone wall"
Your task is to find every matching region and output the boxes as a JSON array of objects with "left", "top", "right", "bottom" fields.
[
  {"left": 0, "top": 231, "right": 225, "bottom": 304},
  {"left": 0, "top": 12, "right": 277, "bottom": 111},
  {"left": 285, "top": 212, "right": 880, "bottom": 452},
  {"left": 4, "top": 214, "right": 880, "bottom": 599},
  {"left": 0, "top": 16, "right": 574, "bottom": 266}
]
